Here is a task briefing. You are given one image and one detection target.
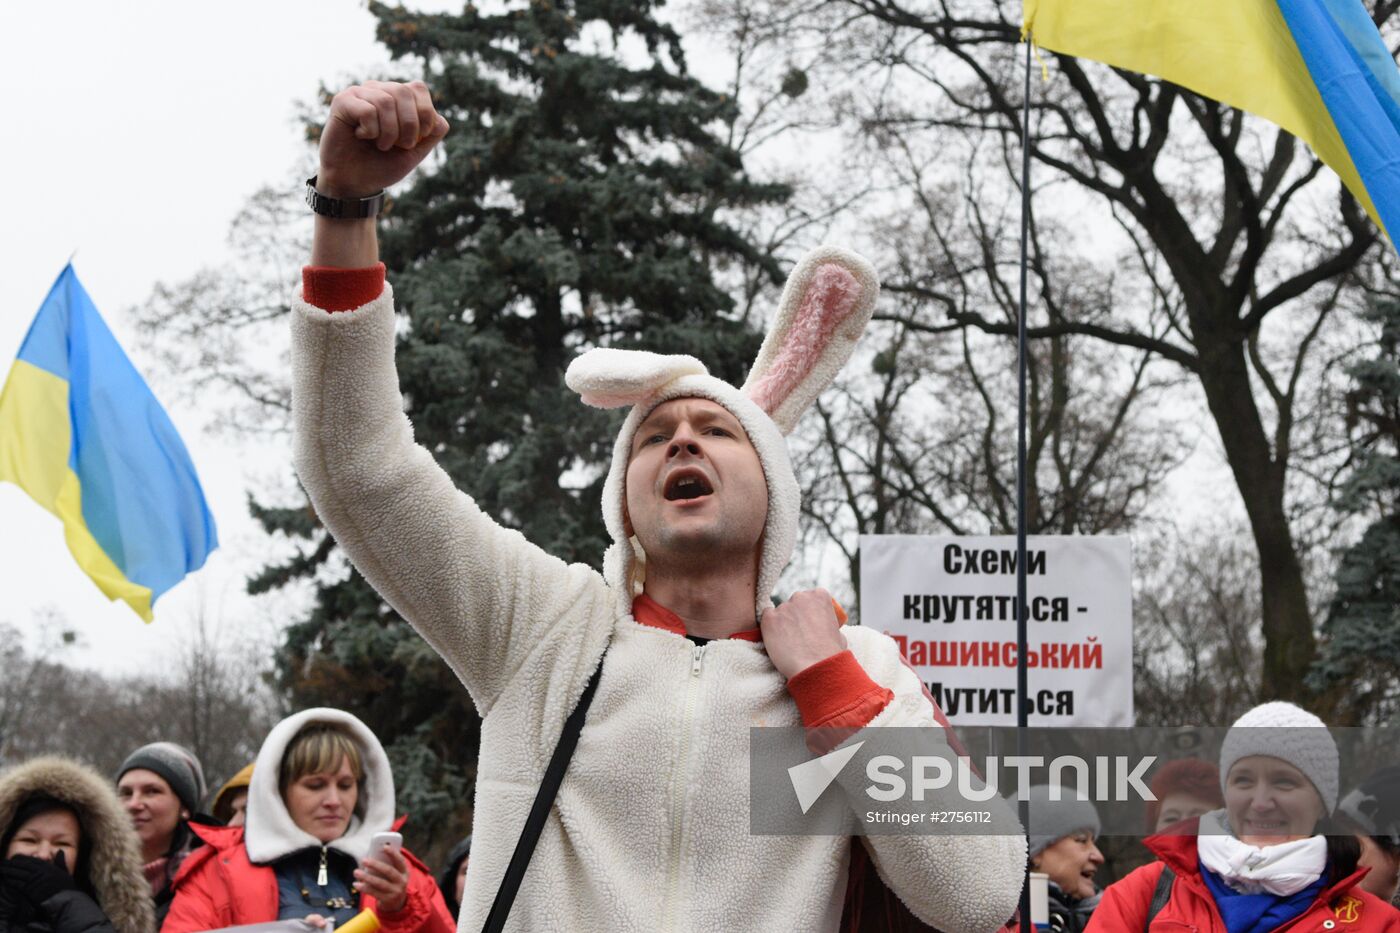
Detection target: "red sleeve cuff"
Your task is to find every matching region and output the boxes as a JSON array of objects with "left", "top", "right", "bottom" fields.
[
  {"left": 786, "top": 649, "right": 893, "bottom": 730},
  {"left": 302, "top": 263, "right": 386, "bottom": 312}
]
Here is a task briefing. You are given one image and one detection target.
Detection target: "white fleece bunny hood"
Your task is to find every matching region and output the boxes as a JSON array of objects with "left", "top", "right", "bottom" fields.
[
  {"left": 243, "top": 707, "right": 397, "bottom": 865},
  {"left": 565, "top": 245, "right": 880, "bottom": 621}
]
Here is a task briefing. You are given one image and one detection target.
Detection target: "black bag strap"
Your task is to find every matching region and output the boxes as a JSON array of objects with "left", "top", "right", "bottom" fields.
[
  {"left": 1144, "top": 865, "right": 1175, "bottom": 930},
  {"left": 482, "top": 660, "right": 604, "bottom": 933}
]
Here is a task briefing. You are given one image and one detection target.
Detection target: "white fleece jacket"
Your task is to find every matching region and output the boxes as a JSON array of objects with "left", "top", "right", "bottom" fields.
[{"left": 290, "top": 280, "right": 1026, "bottom": 932}]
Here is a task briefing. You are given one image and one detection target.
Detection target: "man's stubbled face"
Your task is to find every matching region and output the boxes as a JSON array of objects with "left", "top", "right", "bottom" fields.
[{"left": 624, "top": 397, "right": 768, "bottom": 569}]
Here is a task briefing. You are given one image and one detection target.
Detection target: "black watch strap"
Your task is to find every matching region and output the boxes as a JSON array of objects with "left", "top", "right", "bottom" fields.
[{"left": 305, "top": 175, "right": 386, "bottom": 219}]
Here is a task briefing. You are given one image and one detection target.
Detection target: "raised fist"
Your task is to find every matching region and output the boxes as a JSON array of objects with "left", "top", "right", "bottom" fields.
[{"left": 317, "top": 80, "right": 450, "bottom": 199}]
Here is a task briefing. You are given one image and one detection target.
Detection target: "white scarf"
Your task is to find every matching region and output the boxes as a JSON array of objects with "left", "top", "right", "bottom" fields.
[{"left": 1196, "top": 809, "right": 1327, "bottom": 896}]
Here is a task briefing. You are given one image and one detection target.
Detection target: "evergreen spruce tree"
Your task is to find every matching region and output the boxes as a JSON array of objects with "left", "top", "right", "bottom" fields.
[
  {"left": 253, "top": 0, "right": 789, "bottom": 854},
  {"left": 1309, "top": 300, "right": 1400, "bottom": 724}
]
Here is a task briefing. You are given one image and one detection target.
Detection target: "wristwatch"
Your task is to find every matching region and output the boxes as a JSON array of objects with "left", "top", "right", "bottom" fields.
[{"left": 305, "top": 175, "right": 386, "bottom": 219}]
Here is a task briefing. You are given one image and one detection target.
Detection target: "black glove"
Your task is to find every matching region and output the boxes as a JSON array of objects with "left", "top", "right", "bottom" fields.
[
  {"left": 1, "top": 854, "right": 76, "bottom": 908},
  {"left": 0, "top": 879, "right": 16, "bottom": 923}
]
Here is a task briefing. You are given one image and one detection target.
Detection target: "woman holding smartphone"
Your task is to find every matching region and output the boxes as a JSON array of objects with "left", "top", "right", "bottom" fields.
[{"left": 162, "top": 710, "right": 452, "bottom": 933}]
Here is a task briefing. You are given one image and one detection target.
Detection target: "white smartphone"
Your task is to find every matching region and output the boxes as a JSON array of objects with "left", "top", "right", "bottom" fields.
[{"left": 365, "top": 831, "right": 403, "bottom": 864}]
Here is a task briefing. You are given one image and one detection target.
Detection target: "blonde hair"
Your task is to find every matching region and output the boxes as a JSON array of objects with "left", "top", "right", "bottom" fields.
[{"left": 279, "top": 723, "right": 365, "bottom": 804}]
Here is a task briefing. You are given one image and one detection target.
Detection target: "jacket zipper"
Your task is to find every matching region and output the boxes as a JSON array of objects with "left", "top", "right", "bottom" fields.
[
  {"left": 660, "top": 643, "right": 706, "bottom": 932},
  {"left": 317, "top": 844, "right": 329, "bottom": 886}
]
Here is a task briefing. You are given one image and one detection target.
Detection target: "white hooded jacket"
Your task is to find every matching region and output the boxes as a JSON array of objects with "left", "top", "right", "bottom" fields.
[
  {"left": 243, "top": 708, "right": 398, "bottom": 865},
  {"left": 290, "top": 246, "right": 1027, "bottom": 932}
]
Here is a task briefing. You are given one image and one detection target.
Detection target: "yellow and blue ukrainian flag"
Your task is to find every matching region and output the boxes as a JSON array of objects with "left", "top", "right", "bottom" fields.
[
  {"left": 1023, "top": 0, "right": 1400, "bottom": 239},
  {"left": 0, "top": 264, "right": 217, "bottom": 621}
]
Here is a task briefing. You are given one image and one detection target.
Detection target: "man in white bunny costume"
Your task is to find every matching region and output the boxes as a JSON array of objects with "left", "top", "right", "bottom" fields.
[{"left": 291, "top": 81, "right": 1026, "bottom": 932}]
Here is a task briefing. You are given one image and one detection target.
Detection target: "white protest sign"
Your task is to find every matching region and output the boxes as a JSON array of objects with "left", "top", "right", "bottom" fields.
[{"left": 859, "top": 535, "right": 1133, "bottom": 726}]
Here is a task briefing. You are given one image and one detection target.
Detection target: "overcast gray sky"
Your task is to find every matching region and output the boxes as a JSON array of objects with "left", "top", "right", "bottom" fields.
[{"left": 0, "top": 0, "right": 464, "bottom": 673}]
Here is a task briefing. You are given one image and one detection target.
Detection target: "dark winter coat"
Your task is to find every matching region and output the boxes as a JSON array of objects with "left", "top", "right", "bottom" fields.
[
  {"left": 2, "top": 874, "right": 116, "bottom": 933},
  {"left": 1043, "top": 881, "right": 1098, "bottom": 933},
  {"left": 434, "top": 836, "right": 469, "bottom": 920},
  {"left": 0, "top": 758, "right": 154, "bottom": 933}
]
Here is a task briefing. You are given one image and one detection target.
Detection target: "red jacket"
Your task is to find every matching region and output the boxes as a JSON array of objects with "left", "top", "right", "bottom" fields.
[
  {"left": 1086, "top": 821, "right": 1400, "bottom": 932},
  {"left": 162, "top": 822, "right": 454, "bottom": 933}
]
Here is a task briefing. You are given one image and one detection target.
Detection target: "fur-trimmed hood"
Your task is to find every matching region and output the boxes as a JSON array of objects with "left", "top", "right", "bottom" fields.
[
  {"left": 243, "top": 708, "right": 396, "bottom": 865},
  {"left": 0, "top": 756, "right": 155, "bottom": 933},
  {"left": 565, "top": 245, "right": 879, "bottom": 623}
]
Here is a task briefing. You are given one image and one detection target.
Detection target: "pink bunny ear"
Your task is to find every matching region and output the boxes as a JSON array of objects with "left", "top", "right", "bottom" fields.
[{"left": 742, "top": 246, "right": 879, "bottom": 434}]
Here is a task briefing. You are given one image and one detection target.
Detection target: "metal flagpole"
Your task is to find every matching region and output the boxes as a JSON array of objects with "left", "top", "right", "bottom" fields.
[{"left": 1016, "top": 32, "right": 1034, "bottom": 933}]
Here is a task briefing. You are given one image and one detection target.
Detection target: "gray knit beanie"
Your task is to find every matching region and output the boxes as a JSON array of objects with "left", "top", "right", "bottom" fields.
[
  {"left": 117, "top": 742, "right": 207, "bottom": 814},
  {"left": 1218, "top": 701, "right": 1338, "bottom": 812},
  {"left": 1015, "top": 784, "right": 1102, "bottom": 858}
]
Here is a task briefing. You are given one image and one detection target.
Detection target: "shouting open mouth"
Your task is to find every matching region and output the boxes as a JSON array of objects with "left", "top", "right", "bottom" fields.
[{"left": 664, "top": 467, "right": 715, "bottom": 502}]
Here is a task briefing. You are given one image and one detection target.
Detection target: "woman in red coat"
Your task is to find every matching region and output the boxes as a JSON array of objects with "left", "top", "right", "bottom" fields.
[
  {"left": 1087, "top": 702, "right": 1400, "bottom": 932},
  {"left": 163, "top": 710, "right": 452, "bottom": 933}
]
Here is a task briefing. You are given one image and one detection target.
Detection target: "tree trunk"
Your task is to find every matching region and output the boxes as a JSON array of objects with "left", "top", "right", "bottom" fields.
[
  {"left": 1191, "top": 312, "right": 1317, "bottom": 708},
  {"left": 1129, "top": 163, "right": 1321, "bottom": 710}
]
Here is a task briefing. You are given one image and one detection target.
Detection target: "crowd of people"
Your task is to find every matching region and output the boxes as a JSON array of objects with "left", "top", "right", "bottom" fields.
[
  {"left": 6, "top": 75, "right": 1399, "bottom": 933},
  {"left": 1, "top": 698, "right": 1396, "bottom": 932},
  {"left": 0, "top": 709, "right": 471, "bottom": 933},
  {"left": 1022, "top": 702, "right": 1400, "bottom": 932}
]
